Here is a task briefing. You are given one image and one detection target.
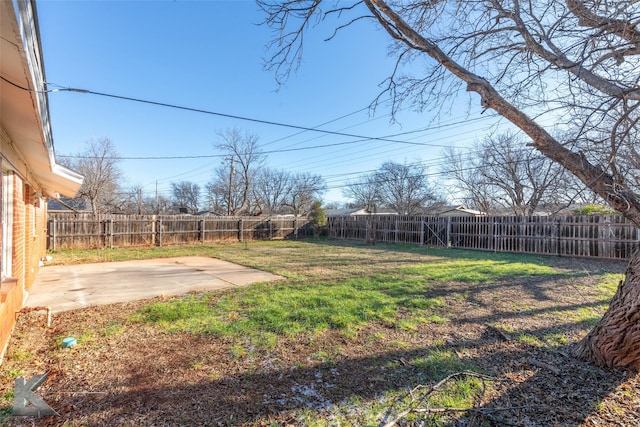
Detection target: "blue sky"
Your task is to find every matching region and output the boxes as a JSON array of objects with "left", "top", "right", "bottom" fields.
[{"left": 37, "top": 0, "right": 500, "bottom": 205}]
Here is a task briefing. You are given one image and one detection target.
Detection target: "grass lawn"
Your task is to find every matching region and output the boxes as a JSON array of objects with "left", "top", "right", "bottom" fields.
[{"left": 2, "top": 239, "right": 638, "bottom": 426}]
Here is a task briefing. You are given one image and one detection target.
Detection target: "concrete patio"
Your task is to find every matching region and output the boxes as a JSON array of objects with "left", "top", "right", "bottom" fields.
[{"left": 26, "top": 256, "right": 283, "bottom": 313}]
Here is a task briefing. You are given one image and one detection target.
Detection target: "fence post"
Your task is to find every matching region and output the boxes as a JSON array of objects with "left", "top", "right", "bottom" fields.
[
  {"left": 395, "top": 217, "right": 398, "bottom": 243},
  {"left": 519, "top": 216, "right": 525, "bottom": 253},
  {"left": 365, "top": 216, "right": 370, "bottom": 243},
  {"left": 556, "top": 218, "right": 561, "bottom": 256},
  {"left": 239, "top": 219, "right": 244, "bottom": 242},
  {"left": 51, "top": 218, "right": 57, "bottom": 251},
  {"left": 157, "top": 217, "right": 163, "bottom": 247},
  {"left": 446, "top": 217, "right": 451, "bottom": 247},
  {"left": 269, "top": 218, "right": 273, "bottom": 240},
  {"left": 373, "top": 215, "right": 378, "bottom": 244},
  {"left": 108, "top": 219, "right": 114, "bottom": 249},
  {"left": 200, "top": 218, "right": 205, "bottom": 243},
  {"left": 100, "top": 219, "right": 105, "bottom": 248},
  {"left": 420, "top": 220, "right": 424, "bottom": 245},
  {"left": 294, "top": 217, "right": 298, "bottom": 239},
  {"left": 151, "top": 215, "right": 156, "bottom": 246}
]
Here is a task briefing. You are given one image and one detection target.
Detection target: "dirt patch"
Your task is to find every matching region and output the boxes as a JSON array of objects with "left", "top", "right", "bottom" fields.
[{"left": 2, "top": 252, "right": 639, "bottom": 426}]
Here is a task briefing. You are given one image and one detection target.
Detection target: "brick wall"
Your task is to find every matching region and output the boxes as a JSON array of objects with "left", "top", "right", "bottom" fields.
[
  {"left": 0, "top": 277, "right": 22, "bottom": 356},
  {"left": 31, "top": 188, "right": 47, "bottom": 290},
  {"left": 12, "top": 175, "right": 25, "bottom": 288},
  {"left": 24, "top": 183, "right": 40, "bottom": 291},
  {"left": 0, "top": 173, "right": 48, "bottom": 360}
]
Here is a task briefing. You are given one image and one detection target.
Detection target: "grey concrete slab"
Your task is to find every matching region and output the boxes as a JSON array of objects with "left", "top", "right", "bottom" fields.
[{"left": 26, "top": 257, "right": 283, "bottom": 313}]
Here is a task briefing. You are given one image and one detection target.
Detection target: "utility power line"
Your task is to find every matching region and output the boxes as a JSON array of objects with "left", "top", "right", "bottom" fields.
[{"left": 45, "top": 83, "right": 484, "bottom": 150}]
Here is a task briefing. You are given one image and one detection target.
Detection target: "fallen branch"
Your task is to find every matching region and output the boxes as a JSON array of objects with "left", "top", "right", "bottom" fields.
[
  {"left": 528, "top": 358, "right": 561, "bottom": 375},
  {"left": 382, "top": 371, "right": 507, "bottom": 427},
  {"left": 48, "top": 391, "right": 109, "bottom": 395},
  {"left": 413, "top": 404, "right": 548, "bottom": 414},
  {"left": 385, "top": 402, "right": 548, "bottom": 427},
  {"left": 486, "top": 325, "right": 512, "bottom": 341}
]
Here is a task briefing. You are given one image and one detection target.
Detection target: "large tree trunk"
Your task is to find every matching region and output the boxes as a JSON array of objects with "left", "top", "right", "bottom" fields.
[{"left": 573, "top": 250, "right": 640, "bottom": 371}]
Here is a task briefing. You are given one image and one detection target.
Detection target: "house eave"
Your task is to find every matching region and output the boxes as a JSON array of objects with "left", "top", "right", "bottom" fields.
[{"left": 0, "top": 0, "right": 83, "bottom": 197}]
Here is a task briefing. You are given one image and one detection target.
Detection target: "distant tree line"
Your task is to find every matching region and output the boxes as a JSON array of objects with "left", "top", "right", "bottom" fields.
[
  {"left": 342, "top": 132, "right": 601, "bottom": 216},
  {"left": 343, "top": 160, "right": 446, "bottom": 215},
  {"left": 58, "top": 131, "right": 601, "bottom": 217},
  {"left": 57, "top": 131, "right": 327, "bottom": 216},
  {"left": 440, "top": 132, "right": 602, "bottom": 216}
]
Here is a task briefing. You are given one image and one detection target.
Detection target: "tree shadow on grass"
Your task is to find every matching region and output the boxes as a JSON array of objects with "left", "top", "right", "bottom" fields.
[
  {"left": 305, "top": 238, "right": 627, "bottom": 270},
  {"left": 10, "top": 240, "right": 635, "bottom": 426},
  {"left": 31, "top": 321, "right": 637, "bottom": 427}
]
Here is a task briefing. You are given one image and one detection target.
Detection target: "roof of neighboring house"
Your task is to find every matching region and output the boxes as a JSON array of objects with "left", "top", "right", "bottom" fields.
[
  {"left": 194, "top": 210, "right": 222, "bottom": 216},
  {"left": 47, "top": 197, "right": 92, "bottom": 213},
  {"left": 430, "top": 205, "right": 486, "bottom": 217},
  {"left": 326, "top": 208, "right": 361, "bottom": 216},
  {"left": 0, "top": 0, "right": 83, "bottom": 198},
  {"left": 326, "top": 208, "right": 399, "bottom": 216}
]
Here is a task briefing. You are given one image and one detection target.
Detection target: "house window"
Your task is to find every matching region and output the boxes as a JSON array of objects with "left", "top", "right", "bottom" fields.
[{"left": 2, "top": 171, "right": 13, "bottom": 279}]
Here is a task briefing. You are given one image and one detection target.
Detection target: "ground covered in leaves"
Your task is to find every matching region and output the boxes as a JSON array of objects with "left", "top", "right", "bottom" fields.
[{"left": 1, "top": 241, "right": 639, "bottom": 426}]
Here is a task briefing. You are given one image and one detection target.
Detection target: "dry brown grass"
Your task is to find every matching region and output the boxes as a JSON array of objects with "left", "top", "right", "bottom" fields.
[{"left": 2, "top": 240, "right": 638, "bottom": 426}]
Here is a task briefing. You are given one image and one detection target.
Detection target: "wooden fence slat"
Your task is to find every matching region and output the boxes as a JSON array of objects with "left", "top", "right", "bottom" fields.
[
  {"left": 325, "top": 214, "right": 639, "bottom": 260},
  {"left": 48, "top": 213, "right": 638, "bottom": 260},
  {"left": 47, "top": 214, "right": 311, "bottom": 250}
]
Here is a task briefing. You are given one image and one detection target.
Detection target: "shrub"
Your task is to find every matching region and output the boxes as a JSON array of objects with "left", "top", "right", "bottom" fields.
[
  {"left": 308, "top": 201, "right": 327, "bottom": 238},
  {"left": 573, "top": 204, "right": 616, "bottom": 215}
]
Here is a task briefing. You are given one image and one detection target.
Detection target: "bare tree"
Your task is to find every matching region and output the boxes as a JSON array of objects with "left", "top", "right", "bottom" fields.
[
  {"left": 63, "top": 137, "right": 124, "bottom": 215},
  {"left": 342, "top": 174, "right": 381, "bottom": 210},
  {"left": 260, "top": 0, "right": 640, "bottom": 370},
  {"left": 344, "top": 161, "right": 441, "bottom": 213},
  {"left": 152, "top": 194, "right": 172, "bottom": 215},
  {"left": 375, "top": 161, "right": 441, "bottom": 214},
  {"left": 444, "top": 133, "right": 573, "bottom": 215},
  {"left": 120, "top": 184, "right": 145, "bottom": 215},
  {"left": 203, "top": 180, "right": 226, "bottom": 214},
  {"left": 283, "top": 172, "right": 327, "bottom": 217},
  {"left": 441, "top": 147, "right": 494, "bottom": 214},
  {"left": 215, "top": 128, "right": 265, "bottom": 215},
  {"left": 171, "top": 181, "right": 200, "bottom": 214},
  {"left": 252, "top": 167, "right": 292, "bottom": 215},
  {"left": 205, "top": 162, "right": 246, "bottom": 215}
]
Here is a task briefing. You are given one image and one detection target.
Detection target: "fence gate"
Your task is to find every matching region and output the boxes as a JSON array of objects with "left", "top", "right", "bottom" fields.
[{"left": 423, "top": 217, "right": 449, "bottom": 247}]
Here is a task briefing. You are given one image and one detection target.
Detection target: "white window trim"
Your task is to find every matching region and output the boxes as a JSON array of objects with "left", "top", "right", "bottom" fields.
[{"left": 2, "top": 171, "right": 13, "bottom": 280}]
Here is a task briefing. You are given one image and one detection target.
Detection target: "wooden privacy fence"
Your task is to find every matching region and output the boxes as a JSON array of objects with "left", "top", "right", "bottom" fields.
[
  {"left": 47, "top": 214, "right": 311, "bottom": 250},
  {"left": 48, "top": 213, "right": 640, "bottom": 260},
  {"left": 327, "top": 214, "right": 640, "bottom": 260}
]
